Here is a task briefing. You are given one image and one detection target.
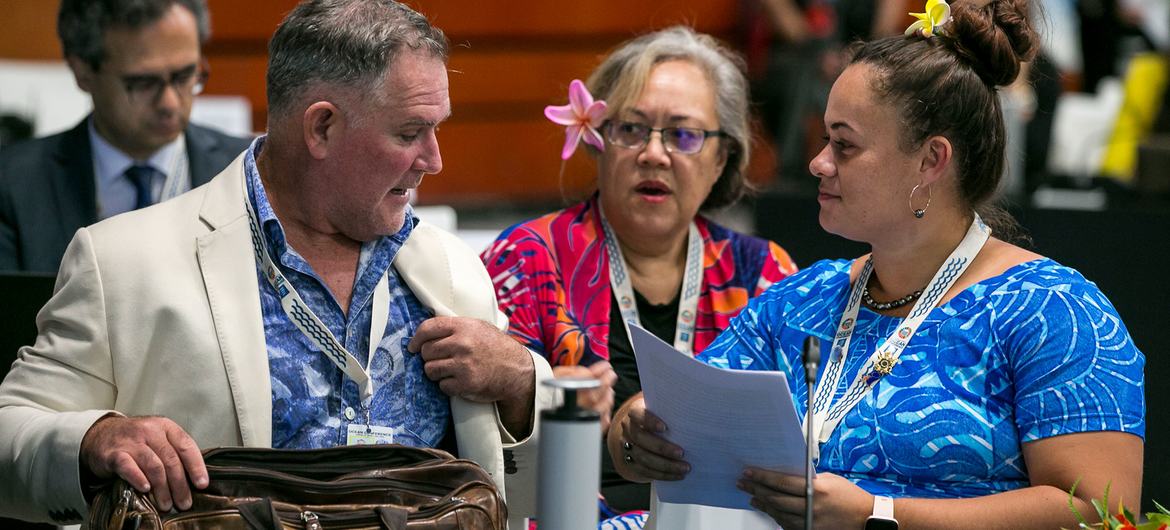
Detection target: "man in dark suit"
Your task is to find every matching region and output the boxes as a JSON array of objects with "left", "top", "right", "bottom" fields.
[{"left": 0, "top": 0, "right": 250, "bottom": 273}]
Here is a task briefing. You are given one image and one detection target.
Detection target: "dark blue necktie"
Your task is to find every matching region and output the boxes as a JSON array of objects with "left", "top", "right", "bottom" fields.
[{"left": 124, "top": 164, "right": 156, "bottom": 210}]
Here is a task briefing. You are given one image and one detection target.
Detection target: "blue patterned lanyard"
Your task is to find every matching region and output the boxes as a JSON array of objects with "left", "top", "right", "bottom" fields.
[
  {"left": 807, "top": 215, "right": 990, "bottom": 455},
  {"left": 243, "top": 172, "right": 391, "bottom": 408},
  {"left": 600, "top": 209, "right": 703, "bottom": 355}
]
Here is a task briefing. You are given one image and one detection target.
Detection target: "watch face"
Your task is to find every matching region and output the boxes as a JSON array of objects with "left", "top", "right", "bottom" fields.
[{"left": 864, "top": 517, "right": 899, "bottom": 530}]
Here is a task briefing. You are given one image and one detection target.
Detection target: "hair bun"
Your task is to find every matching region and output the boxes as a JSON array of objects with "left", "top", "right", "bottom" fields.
[{"left": 946, "top": 0, "right": 1038, "bottom": 86}]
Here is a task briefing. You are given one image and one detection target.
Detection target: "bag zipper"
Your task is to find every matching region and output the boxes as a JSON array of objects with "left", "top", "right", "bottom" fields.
[
  {"left": 301, "top": 510, "right": 322, "bottom": 530},
  {"left": 209, "top": 469, "right": 456, "bottom": 496},
  {"left": 163, "top": 498, "right": 493, "bottom": 530}
]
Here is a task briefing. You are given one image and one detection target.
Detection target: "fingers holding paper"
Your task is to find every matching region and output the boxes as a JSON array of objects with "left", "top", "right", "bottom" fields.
[
  {"left": 608, "top": 393, "right": 691, "bottom": 482},
  {"left": 737, "top": 468, "right": 871, "bottom": 528}
]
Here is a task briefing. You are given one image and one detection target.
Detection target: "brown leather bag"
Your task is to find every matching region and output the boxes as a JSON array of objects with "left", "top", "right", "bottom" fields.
[{"left": 85, "top": 445, "right": 506, "bottom": 530}]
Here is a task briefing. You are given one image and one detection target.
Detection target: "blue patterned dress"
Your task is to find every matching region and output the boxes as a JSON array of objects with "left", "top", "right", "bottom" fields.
[{"left": 697, "top": 258, "right": 1145, "bottom": 498}]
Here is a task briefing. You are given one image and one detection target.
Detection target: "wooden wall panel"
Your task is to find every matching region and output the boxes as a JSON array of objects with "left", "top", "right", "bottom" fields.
[
  {"left": 205, "top": 0, "right": 740, "bottom": 40},
  {"left": 421, "top": 119, "right": 597, "bottom": 204},
  {"left": 199, "top": 0, "right": 755, "bottom": 205},
  {"left": 0, "top": 1, "right": 61, "bottom": 60},
  {"left": 1, "top": 0, "right": 764, "bottom": 204},
  {"left": 448, "top": 49, "right": 608, "bottom": 107}
]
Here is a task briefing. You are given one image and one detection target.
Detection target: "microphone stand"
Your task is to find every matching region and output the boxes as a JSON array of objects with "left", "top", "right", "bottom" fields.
[{"left": 803, "top": 337, "right": 821, "bottom": 530}]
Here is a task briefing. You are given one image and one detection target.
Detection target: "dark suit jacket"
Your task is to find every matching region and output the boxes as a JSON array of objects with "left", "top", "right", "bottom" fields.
[{"left": 0, "top": 118, "right": 251, "bottom": 273}]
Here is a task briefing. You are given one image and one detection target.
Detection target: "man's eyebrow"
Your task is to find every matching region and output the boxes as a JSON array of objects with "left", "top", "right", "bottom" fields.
[
  {"left": 123, "top": 63, "right": 199, "bottom": 79},
  {"left": 401, "top": 111, "right": 452, "bottom": 128}
]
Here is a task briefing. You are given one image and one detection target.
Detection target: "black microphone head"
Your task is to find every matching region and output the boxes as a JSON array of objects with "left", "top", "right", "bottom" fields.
[{"left": 802, "top": 336, "right": 821, "bottom": 366}]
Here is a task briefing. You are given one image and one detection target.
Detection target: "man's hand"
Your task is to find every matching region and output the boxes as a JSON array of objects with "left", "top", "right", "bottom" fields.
[
  {"left": 409, "top": 316, "right": 535, "bottom": 403},
  {"left": 410, "top": 316, "right": 537, "bottom": 436},
  {"left": 552, "top": 361, "right": 617, "bottom": 432},
  {"left": 79, "top": 415, "right": 208, "bottom": 512}
]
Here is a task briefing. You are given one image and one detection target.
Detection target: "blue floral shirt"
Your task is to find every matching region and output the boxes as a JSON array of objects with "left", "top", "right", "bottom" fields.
[
  {"left": 698, "top": 258, "right": 1145, "bottom": 498},
  {"left": 243, "top": 138, "right": 450, "bottom": 449}
]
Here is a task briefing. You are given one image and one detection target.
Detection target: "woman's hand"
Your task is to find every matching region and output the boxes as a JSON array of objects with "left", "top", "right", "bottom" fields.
[
  {"left": 606, "top": 393, "right": 690, "bottom": 483},
  {"left": 737, "top": 468, "right": 871, "bottom": 529},
  {"left": 552, "top": 361, "right": 618, "bottom": 432}
]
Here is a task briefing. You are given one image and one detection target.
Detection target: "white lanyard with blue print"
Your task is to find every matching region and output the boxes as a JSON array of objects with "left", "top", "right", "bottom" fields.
[
  {"left": 600, "top": 209, "right": 703, "bottom": 354},
  {"left": 159, "top": 144, "right": 191, "bottom": 203},
  {"left": 243, "top": 173, "right": 396, "bottom": 443},
  {"left": 804, "top": 214, "right": 990, "bottom": 459}
]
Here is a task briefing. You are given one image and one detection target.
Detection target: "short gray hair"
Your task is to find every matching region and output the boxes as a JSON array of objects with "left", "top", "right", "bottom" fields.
[
  {"left": 266, "top": 0, "right": 448, "bottom": 117},
  {"left": 58, "top": 0, "right": 210, "bottom": 70},
  {"left": 587, "top": 26, "right": 753, "bottom": 211}
]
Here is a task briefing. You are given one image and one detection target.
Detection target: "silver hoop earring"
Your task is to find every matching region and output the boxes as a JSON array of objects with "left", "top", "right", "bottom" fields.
[{"left": 909, "top": 183, "right": 931, "bottom": 219}]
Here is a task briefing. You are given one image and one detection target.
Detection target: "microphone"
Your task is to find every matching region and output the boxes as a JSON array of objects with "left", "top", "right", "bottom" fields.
[{"left": 803, "top": 336, "right": 821, "bottom": 530}]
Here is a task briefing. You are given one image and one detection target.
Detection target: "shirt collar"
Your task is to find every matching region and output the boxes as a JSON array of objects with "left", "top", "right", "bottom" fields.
[{"left": 88, "top": 116, "right": 184, "bottom": 186}]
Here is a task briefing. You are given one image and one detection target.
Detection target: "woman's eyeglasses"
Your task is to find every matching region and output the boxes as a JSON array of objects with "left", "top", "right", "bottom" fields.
[{"left": 605, "top": 121, "right": 726, "bottom": 155}]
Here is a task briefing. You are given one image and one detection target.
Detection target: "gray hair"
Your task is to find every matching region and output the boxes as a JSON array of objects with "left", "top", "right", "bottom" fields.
[
  {"left": 266, "top": 0, "right": 449, "bottom": 118},
  {"left": 587, "top": 26, "right": 753, "bottom": 211},
  {"left": 58, "top": 0, "right": 211, "bottom": 70}
]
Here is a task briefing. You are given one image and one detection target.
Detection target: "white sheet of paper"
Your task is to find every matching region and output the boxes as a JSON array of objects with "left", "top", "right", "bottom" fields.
[{"left": 629, "top": 324, "right": 807, "bottom": 511}]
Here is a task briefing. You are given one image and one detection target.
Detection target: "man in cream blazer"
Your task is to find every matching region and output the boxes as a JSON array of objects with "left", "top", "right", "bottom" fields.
[
  {"left": 0, "top": 1, "right": 553, "bottom": 527},
  {"left": 0, "top": 153, "right": 552, "bottom": 524}
]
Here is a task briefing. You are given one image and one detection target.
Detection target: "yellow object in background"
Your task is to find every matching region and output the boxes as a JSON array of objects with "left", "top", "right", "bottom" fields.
[{"left": 1100, "top": 52, "right": 1170, "bottom": 183}]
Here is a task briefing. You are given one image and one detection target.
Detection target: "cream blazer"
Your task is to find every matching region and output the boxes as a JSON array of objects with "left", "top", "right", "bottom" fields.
[{"left": 0, "top": 155, "right": 554, "bottom": 525}]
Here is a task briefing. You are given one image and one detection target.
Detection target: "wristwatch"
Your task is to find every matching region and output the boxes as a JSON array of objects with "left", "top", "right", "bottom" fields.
[{"left": 864, "top": 495, "right": 898, "bottom": 530}]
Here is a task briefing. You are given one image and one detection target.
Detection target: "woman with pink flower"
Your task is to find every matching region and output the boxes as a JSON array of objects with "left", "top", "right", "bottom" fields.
[{"left": 480, "top": 26, "right": 798, "bottom": 515}]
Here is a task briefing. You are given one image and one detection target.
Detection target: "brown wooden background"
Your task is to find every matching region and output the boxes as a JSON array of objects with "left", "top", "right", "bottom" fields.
[{"left": 0, "top": 0, "right": 782, "bottom": 206}]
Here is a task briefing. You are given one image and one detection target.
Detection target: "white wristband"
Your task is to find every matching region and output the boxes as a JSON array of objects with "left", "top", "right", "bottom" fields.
[
  {"left": 864, "top": 495, "right": 898, "bottom": 529},
  {"left": 873, "top": 495, "right": 894, "bottom": 519}
]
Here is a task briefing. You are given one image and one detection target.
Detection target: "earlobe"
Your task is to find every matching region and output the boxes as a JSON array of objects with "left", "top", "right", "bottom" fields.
[{"left": 303, "top": 101, "right": 342, "bottom": 160}]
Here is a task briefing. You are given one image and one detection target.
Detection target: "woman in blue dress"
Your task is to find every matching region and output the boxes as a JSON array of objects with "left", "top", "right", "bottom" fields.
[{"left": 605, "top": 0, "right": 1146, "bottom": 527}]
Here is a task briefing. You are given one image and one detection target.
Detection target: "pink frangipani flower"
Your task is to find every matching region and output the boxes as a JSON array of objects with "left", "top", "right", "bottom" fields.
[{"left": 544, "top": 79, "right": 607, "bottom": 160}]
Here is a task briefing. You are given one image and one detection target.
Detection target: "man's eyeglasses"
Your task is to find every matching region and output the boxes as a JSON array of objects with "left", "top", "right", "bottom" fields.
[
  {"left": 605, "top": 121, "right": 726, "bottom": 155},
  {"left": 117, "top": 63, "right": 208, "bottom": 105}
]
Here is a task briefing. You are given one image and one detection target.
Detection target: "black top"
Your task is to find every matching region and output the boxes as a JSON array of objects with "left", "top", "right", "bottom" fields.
[{"left": 600, "top": 289, "right": 678, "bottom": 513}]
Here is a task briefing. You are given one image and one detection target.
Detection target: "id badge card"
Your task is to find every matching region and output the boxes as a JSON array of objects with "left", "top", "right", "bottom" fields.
[{"left": 346, "top": 424, "right": 396, "bottom": 445}]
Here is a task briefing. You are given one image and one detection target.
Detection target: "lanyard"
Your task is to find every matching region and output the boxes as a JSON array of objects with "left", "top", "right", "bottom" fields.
[
  {"left": 159, "top": 140, "right": 190, "bottom": 203},
  {"left": 243, "top": 172, "right": 391, "bottom": 407},
  {"left": 600, "top": 209, "right": 703, "bottom": 355},
  {"left": 805, "top": 215, "right": 990, "bottom": 457}
]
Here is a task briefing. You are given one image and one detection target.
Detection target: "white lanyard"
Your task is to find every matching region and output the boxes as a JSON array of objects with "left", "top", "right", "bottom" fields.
[
  {"left": 805, "top": 215, "right": 990, "bottom": 456},
  {"left": 159, "top": 140, "right": 190, "bottom": 202},
  {"left": 600, "top": 209, "right": 703, "bottom": 354},
  {"left": 243, "top": 172, "right": 391, "bottom": 407}
]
